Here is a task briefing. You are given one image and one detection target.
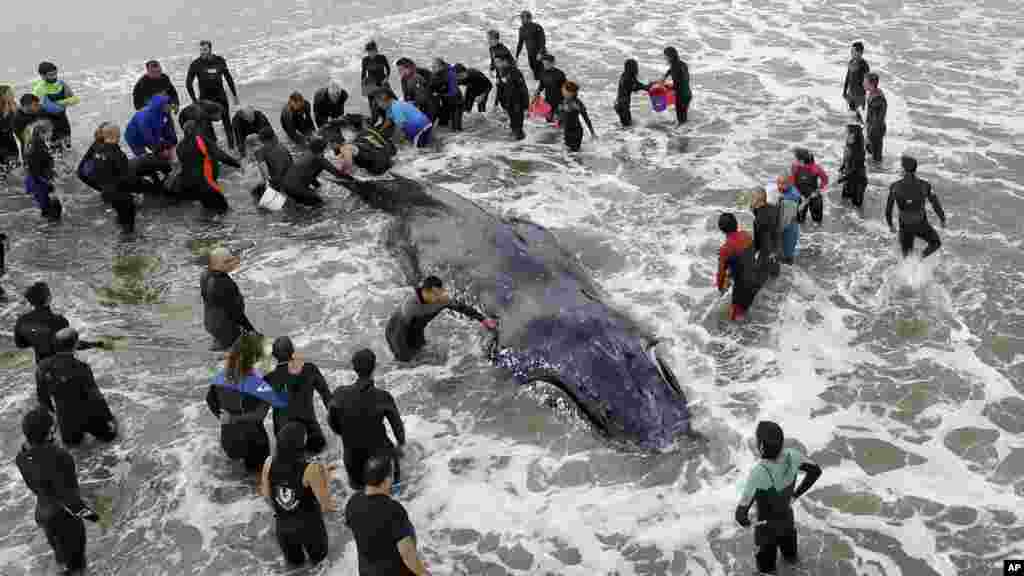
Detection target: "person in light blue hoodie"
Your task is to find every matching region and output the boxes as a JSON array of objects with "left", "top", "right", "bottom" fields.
[
  {"left": 125, "top": 94, "right": 177, "bottom": 157},
  {"left": 373, "top": 88, "right": 433, "bottom": 148},
  {"left": 777, "top": 175, "right": 803, "bottom": 264}
]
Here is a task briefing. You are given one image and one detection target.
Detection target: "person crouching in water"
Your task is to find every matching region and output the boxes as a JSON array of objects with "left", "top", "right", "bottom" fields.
[
  {"left": 614, "top": 59, "right": 649, "bottom": 127},
  {"left": 24, "top": 122, "right": 63, "bottom": 220},
  {"left": 837, "top": 113, "right": 867, "bottom": 208},
  {"left": 279, "top": 136, "right": 348, "bottom": 207},
  {"left": 560, "top": 81, "right": 596, "bottom": 153},
  {"left": 373, "top": 88, "right": 433, "bottom": 149},
  {"left": 792, "top": 148, "right": 828, "bottom": 225},
  {"left": 735, "top": 421, "right": 822, "bottom": 575},
  {"left": 176, "top": 120, "right": 240, "bottom": 213},
  {"left": 386, "top": 276, "right": 498, "bottom": 362},
  {"left": 715, "top": 212, "right": 759, "bottom": 321},
  {"left": 750, "top": 189, "right": 781, "bottom": 282},
  {"left": 207, "top": 333, "right": 287, "bottom": 472},
  {"left": 259, "top": 422, "right": 337, "bottom": 567},
  {"left": 776, "top": 176, "right": 802, "bottom": 265}
]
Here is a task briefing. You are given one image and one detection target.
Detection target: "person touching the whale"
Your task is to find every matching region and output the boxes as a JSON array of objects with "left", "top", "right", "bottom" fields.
[
  {"left": 385, "top": 276, "right": 498, "bottom": 362},
  {"left": 280, "top": 136, "right": 348, "bottom": 207}
]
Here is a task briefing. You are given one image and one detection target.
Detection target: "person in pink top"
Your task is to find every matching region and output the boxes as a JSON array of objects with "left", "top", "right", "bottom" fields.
[{"left": 791, "top": 148, "right": 828, "bottom": 224}]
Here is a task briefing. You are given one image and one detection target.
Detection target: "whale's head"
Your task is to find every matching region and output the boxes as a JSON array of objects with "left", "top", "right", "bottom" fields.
[{"left": 497, "top": 298, "right": 692, "bottom": 450}]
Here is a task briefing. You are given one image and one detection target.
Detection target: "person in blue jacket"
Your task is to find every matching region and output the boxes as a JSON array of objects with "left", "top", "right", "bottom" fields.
[
  {"left": 125, "top": 94, "right": 177, "bottom": 158},
  {"left": 373, "top": 88, "right": 432, "bottom": 148}
]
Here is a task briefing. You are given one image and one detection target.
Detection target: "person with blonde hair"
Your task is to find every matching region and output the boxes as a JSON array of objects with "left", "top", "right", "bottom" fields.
[
  {"left": 201, "top": 246, "right": 258, "bottom": 350},
  {"left": 0, "top": 85, "right": 19, "bottom": 179}
]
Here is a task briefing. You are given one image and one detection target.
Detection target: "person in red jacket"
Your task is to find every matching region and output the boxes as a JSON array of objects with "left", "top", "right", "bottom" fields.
[{"left": 715, "top": 212, "right": 760, "bottom": 321}]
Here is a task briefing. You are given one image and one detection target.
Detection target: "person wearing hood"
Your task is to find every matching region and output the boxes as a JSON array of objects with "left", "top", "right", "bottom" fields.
[
  {"left": 735, "top": 421, "right": 822, "bottom": 575},
  {"left": 516, "top": 11, "right": 547, "bottom": 81},
  {"left": 328, "top": 349, "right": 406, "bottom": 491},
  {"left": 495, "top": 54, "right": 530, "bottom": 141},
  {"left": 281, "top": 93, "right": 316, "bottom": 147},
  {"left": 201, "top": 247, "right": 257, "bottom": 350},
  {"left": 885, "top": 155, "right": 946, "bottom": 259},
  {"left": 0, "top": 86, "right": 19, "bottom": 181},
  {"left": 374, "top": 88, "right": 434, "bottom": 149},
  {"left": 716, "top": 213, "right": 760, "bottom": 322},
  {"left": 430, "top": 58, "right": 463, "bottom": 131},
  {"left": 33, "top": 62, "right": 80, "bottom": 145},
  {"left": 265, "top": 337, "right": 333, "bottom": 454},
  {"left": 533, "top": 53, "right": 567, "bottom": 124},
  {"left": 37, "top": 328, "right": 118, "bottom": 446},
  {"left": 258, "top": 422, "right": 337, "bottom": 567},
  {"left": 750, "top": 189, "right": 781, "bottom": 282},
  {"left": 614, "top": 59, "right": 650, "bottom": 127},
  {"left": 231, "top": 106, "right": 271, "bottom": 157},
  {"left": 125, "top": 94, "right": 178, "bottom": 158},
  {"left": 395, "top": 58, "right": 435, "bottom": 120},
  {"left": 837, "top": 113, "right": 867, "bottom": 208},
  {"left": 178, "top": 99, "right": 223, "bottom": 143},
  {"left": 864, "top": 72, "right": 887, "bottom": 163},
  {"left": 280, "top": 136, "right": 348, "bottom": 207},
  {"left": 132, "top": 60, "right": 180, "bottom": 112},
  {"left": 776, "top": 176, "right": 803, "bottom": 264},
  {"left": 186, "top": 40, "right": 240, "bottom": 150},
  {"left": 454, "top": 64, "right": 492, "bottom": 114},
  {"left": 23, "top": 121, "right": 63, "bottom": 220},
  {"left": 175, "top": 119, "right": 240, "bottom": 212},
  {"left": 385, "top": 275, "right": 497, "bottom": 362},
  {"left": 662, "top": 47, "right": 693, "bottom": 126},
  {"left": 313, "top": 82, "right": 349, "bottom": 143},
  {"left": 207, "top": 333, "right": 286, "bottom": 472},
  {"left": 791, "top": 148, "right": 828, "bottom": 224},
  {"left": 14, "top": 282, "right": 108, "bottom": 363},
  {"left": 336, "top": 125, "right": 396, "bottom": 176},
  {"left": 15, "top": 408, "right": 100, "bottom": 575}
]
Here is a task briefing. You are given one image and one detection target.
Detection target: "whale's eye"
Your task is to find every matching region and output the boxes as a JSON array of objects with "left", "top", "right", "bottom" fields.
[{"left": 649, "top": 343, "right": 683, "bottom": 397}]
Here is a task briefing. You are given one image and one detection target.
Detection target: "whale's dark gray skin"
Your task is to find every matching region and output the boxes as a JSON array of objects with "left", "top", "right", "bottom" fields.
[{"left": 339, "top": 175, "right": 691, "bottom": 449}]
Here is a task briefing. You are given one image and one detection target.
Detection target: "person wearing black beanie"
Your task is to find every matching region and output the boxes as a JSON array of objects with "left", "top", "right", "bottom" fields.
[
  {"left": 735, "top": 421, "right": 823, "bottom": 575},
  {"left": 264, "top": 336, "right": 332, "bottom": 453}
]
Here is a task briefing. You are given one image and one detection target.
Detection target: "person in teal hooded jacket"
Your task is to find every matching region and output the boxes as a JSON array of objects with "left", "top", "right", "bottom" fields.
[
  {"left": 32, "top": 62, "right": 79, "bottom": 145},
  {"left": 125, "top": 94, "right": 178, "bottom": 157}
]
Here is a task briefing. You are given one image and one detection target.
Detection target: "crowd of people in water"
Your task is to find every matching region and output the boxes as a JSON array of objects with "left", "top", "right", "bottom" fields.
[{"left": 0, "top": 11, "right": 954, "bottom": 576}]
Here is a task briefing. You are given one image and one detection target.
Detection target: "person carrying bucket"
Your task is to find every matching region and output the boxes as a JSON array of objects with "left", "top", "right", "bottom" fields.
[
  {"left": 661, "top": 47, "right": 692, "bottom": 125},
  {"left": 614, "top": 59, "right": 650, "bottom": 127},
  {"left": 533, "top": 53, "right": 566, "bottom": 124}
]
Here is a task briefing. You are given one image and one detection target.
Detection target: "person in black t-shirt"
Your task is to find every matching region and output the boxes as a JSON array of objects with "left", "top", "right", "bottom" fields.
[{"left": 344, "top": 455, "right": 429, "bottom": 576}]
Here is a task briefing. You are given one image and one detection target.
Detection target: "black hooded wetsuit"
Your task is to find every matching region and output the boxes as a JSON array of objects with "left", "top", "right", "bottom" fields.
[
  {"left": 266, "top": 362, "right": 332, "bottom": 453},
  {"left": 328, "top": 377, "right": 405, "bottom": 489},
  {"left": 865, "top": 90, "right": 887, "bottom": 162},
  {"left": 36, "top": 352, "right": 117, "bottom": 445},
  {"left": 839, "top": 126, "right": 867, "bottom": 207},
  {"left": 885, "top": 174, "right": 946, "bottom": 258}
]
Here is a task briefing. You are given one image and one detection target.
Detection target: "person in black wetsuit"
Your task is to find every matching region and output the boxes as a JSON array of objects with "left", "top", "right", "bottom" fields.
[
  {"left": 186, "top": 41, "right": 239, "bottom": 150},
  {"left": 750, "top": 189, "right": 781, "bottom": 283},
  {"left": 430, "top": 58, "right": 463, "bottom": 131},
  {"left": 395, "top": 58, "right": 434, "bottom": 120},
  {"left": 864, "top": 73, "right": 887, "bottom": 163},
  {"left": 516, "top": 11, "right": 547, "bottom": 81},
  {"left": 15, "top": 408, "right": 100, "bottom": 576},
  {"left": 175, "top": 120, "right": 240, "bottom": 212},
  {"left": 488, "top": 30, "right": 513, "bottom": 110},
  {"left": 454, "top": 64, "right": 492, "bottom": 114},
  {"left": 313, "top": 82, "right": 349, "bottom": 144},
  {"left": 716, "top": 213, "right": 760, "bottom": 321},
  {"left": 266, "top": 337, "right": 332, "bottom": 453},
  {"left": 259, "top": 422, "right": 337, "bottom": 567},
  {"left": 132, "top": 60, "right": 180, "bottom": 112},
  {"left": 559, "top": 81, "right": 596, "bottom": 152},
  {"left": 385, "top": 276, "right": 497, "bottom": 362},
  {"left": 23, "top": 122, "right": 63, "bottom": 220},
  {"left": 178, "top": 99, "right": 223, "bottom": 143},
  {"left": 496, "top": 55, "right": 529, "bottom": 141},
  {"left": 662, "top": 47, "right": 693, "bottom": 126},
  {"left": 534, "top": 53, "right": 566, "bottom": 124},
  {"left": 280, "top": 137, "right": 347, "bottom": 207},
  {"left": 15, "top": 282, "right": 107, "bottom": 364},
  {"left": 885, "top": 155, "right": 946, "bottom": 259},
  {"left": 842, "top": 42, "right": 870, "bottom": 112},
  {"left": 735, "top": 421, "right": 822, "bottom": 575},
  {"left": 361, "top": 41, "right": 391, "bottom": 125},
  {"left": 201, "top": 247, "right": 257, "bottom": 350},
  {"left": 336, "top": 126, "right": 395, "bottom": 176},
  {"left": 37, "top": 328, "right": 118, "bottom": 446},
  {"left": 232, "top": 106, "right": 271, "bottom": 157},
  {"left": 250, "top": 127, "right": 293, "bottom": 203},
  {"left": 328, "top": 349, "right": 405, "bottom": 491},
  {"left": 614, "top": 59, "right": 649, "bottom": 127},
  {"left": 281, "top": 93, "right": 316, "bottom": 147},
  {"left": 207, "top": 333, "right": 282, "bottom": 472},
  {"left": 837, "top": 113, "right": 867, "bottom": 208}
]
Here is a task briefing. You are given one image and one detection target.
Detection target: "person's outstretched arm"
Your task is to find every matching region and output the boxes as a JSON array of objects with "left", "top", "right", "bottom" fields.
[{"left": 793, "top": 461, "right": 822, "bottom": 499}]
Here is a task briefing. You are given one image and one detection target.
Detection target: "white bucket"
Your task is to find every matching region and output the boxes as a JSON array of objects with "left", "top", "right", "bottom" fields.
[{"left": 258, "top": 185, "right": 287, "bottom": 211}]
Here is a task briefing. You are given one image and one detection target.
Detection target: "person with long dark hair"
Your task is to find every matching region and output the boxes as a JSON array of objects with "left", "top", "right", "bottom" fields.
[
  {"left": 614, "top": 59, "right": 649, "bottom": 127},
  {"left": 838, "top": 114, "right": 867, "bottom": 208},
  {"left": 662, "top": 47, "right": 692, "bottom": 125},
  {"left": 23, "top": 121, "right": 62, "bottom": 219}
]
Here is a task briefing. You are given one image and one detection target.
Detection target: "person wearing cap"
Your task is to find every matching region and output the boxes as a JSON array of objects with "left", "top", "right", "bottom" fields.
[
  {"left": 864, "top": 72, "right": 887, "bottom": 163},
  {"left": 516, "top": 11, "right": 547, "bottom": 81},
  {"left": 715, "top": 212, "right": 760, "bottom": 322},
  {"left": 394, "top": 58, "right": 434, "bottom": 120},
  {"left": 842, "top": 41, "right": 871, "bottom": 111},
  {"left": 36, "top": 328, "right": 118, "bottom": 446},
  {"left": 312, "top": 82, "right": 349, "bottom": 141},
  {"left": 14, "top": 282, "right": 107, "bottom": 363},
  {"left": 735, "top": 421, "right": 822, "bottom": 575},
  {"left": 344, "top": 454, "right": 430, "bottom": 575},
  {"left": 791, "top": 148, "right": 829, "bottom": 224},
  {"left": 280, "top": 92, "right": 316, "bottom": 147},
  {"left": 374, "top": 88, "right": 434, "bottom": 149},
  {"left": 885, "top": 156, "right": 946, "bottom": 259},
  {"left": 495, "top": 54, "right": 530, "bottom": 141},
  {"left": 533, "top": 53, "right": 566, "bottom": 124},
  {"left": 361, "top": 41, "right": 391, "bottom": 126},
  {"left": 328, "top": 349, "right": 406, "bottom": 491},
  {"left": 454, "top": 63, "right": 492, "bottom": 115},
  {"left": 385, "top": 276, "right": 497, "bottom": 362},
  {"left": 133, "top": 60, "right": 180, "bottom": 112},
  {"left": 15, "top": 408, "right": 100, "bottom": 575},
  {"left": 201, "top": 248, "right": 257, "bottom": 350},
  {"left": 32, "top": 62, "right": 80, "bottom": 145},
  {"left": 265, "top": 337, "right": 333, "bottom": 453},
  {"left": 837, "top": 112, "right": 867, "bottom": 208},
  {"left": 279, "top": 136, "right": 348, "bottom": 207},
  {"left": 231, "top": 105, "right": 271, "bottom": 157},
  {"left": 186, "top": 40, "right": 240, "bottom": 150}
]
